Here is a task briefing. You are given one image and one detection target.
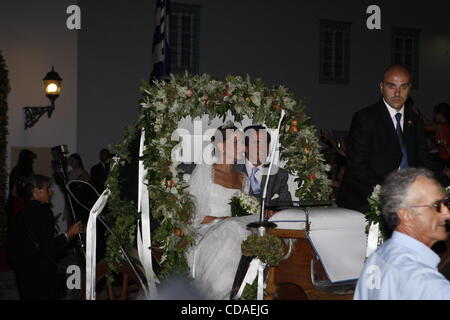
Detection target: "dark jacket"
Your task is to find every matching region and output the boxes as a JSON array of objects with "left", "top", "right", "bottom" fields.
[
  {"left": 337, "top": 100, "right": 432, "bottom": 213},
  {"left": 234, "top": 163, "right": 292, "bottom": 206},
  {"left": 7, "top": 200, "right": 68, "bottom": 300},
  {"left": 90, "top": 162, "right": 109, "bottom": 193}
]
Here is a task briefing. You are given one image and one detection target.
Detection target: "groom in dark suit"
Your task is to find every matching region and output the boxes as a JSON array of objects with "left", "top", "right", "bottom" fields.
[
  {"left": 337, "top": 64, "right": 433, "bottom": 213},
  {"left": 235, "top": 125, "right": 292, "bottom": 212}
]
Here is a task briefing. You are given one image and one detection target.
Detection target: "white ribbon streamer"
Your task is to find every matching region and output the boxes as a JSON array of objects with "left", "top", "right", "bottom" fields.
[
  {"left": 261, "top": 109, "right": 286, "bottom": 219},
  {"left": 257, "top": 260, "right": 265, "bottom": 300},
  {"left": 137, "top": 128, "right": 158, "bottom": 298},
  {"left": 235, "top": 258, "right": 266, "bottom": 300},
  {"left": 85, "top": 188, "right": 111, "bottom": 300},
  {"left": 366, "top": 222, "right": 382, "bottom": 258}
]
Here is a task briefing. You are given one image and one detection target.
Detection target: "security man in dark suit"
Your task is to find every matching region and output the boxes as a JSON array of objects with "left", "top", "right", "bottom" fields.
[{"left": 337, "top": 64, "right": 433, "bottom": 213}]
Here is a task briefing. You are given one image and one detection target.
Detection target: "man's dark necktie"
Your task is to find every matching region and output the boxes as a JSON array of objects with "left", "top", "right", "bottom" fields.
[{"left": 395, "top": 113, "right": 409, "bottom": 169}]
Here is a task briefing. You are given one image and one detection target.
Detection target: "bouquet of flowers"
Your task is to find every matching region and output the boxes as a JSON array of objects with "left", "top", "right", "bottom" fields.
[{"left": 229, "top": 192, "right": 261, "bottom": 217}]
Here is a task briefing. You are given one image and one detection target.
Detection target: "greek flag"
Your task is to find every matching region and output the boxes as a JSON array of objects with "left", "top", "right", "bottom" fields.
[{"left": 151, "top": 0, "right": 171, "bottom": 81}]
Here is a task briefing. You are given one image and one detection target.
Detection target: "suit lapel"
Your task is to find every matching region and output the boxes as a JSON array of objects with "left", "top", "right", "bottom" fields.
[
  {"left": 403, "top": 107, "right": 414, "bottom": 136},
  {"left": 378, "top": 100, "right": 398, "bottom": 141},
  {"left": 402, "top": 107, "right": 415, "bottom": 157},
  {"left": 377, "top": 100, "right": 404, "bottom": 155}
]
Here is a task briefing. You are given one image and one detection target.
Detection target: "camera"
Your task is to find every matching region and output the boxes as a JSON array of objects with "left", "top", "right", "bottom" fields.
[
  {"left": 51, "top": 144, "right": 69, "bottom": 161},
  {"left": 51, "top": 144, "right": 69, "bottom": 183}
]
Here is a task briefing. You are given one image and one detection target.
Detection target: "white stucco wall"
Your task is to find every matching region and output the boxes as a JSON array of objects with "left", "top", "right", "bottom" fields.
[{"left": 0, "top": 0, "right": 78, "bottom": 231}]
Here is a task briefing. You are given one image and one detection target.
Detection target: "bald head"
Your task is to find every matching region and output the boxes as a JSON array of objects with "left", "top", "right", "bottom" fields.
[
  {"left": 380, "top": 64, "right": 412, "bottom": 111},
  {"left": 382, "top": 64, "right": 411, "bottom": 82}
]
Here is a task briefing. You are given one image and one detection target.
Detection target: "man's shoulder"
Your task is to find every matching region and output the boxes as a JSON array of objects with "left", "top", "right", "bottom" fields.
[
  {"left": 274, "top": 165, "right": 289, "bottom": 176},
  {"left": 359, "top": 238, "right": 450, "bottom": 299},
  {"left": 371, "top": 239, "right": 436, "bottom": 275},
  {"left": 261, "top": 164, "right": 288, "bottom": 176},
  {"left": 354, "top": 100, "right": 385, "bottom": 118},
  {"left": 91, "top": 163, "right": 102, "bottom": 170}
]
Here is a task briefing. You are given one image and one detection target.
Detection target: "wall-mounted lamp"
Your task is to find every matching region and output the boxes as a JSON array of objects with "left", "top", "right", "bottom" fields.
[{"left": 23, "top": 66, "right": 62, "bottom": 129}]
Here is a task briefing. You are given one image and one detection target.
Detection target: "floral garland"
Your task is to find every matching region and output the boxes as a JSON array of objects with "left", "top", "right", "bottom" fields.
[
  {"left": 364, "top": 184, "right": 389, "bottom": 245},
  {"left": 241, "top": 234, "right": 285, "bottom": 266},
  {"left": 240, "top": 233, "right": 285, "bottom": 300},
  {"left": 106, "top": 72, "right": 332, "bottom": 278},
  {"left": 0, "top": 51, "right": 10, "bottom": 242}
]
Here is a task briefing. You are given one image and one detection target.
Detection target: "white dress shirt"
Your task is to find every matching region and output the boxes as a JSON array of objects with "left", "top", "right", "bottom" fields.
[
  {"left": 354, "top": 231, "right": 450, "bottom": 300},
  {"left": 383, "top": 99, "right": 404, "bottom": 131},
  {"left": 245, "top": 161, "right": 263, "bottom": 183}
]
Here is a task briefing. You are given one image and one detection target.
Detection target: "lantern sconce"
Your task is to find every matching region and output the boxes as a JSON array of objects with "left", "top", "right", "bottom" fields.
[{"left": 23, "top": 66, "right": 62, "bottom": 129}]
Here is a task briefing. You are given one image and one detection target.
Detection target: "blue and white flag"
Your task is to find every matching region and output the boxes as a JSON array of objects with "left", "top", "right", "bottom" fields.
[{"left": 151, "top": 0, "right": 171, "bottom": 81}]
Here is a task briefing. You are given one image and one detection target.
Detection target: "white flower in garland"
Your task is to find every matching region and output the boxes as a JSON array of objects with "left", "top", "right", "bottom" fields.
[
  {"left": 370, "top": 184, "right": 381, "bottom": 202},
  {"left": 154, "top": 101, "right": 166, "bottom": 111},
  {"left": 250, "top": 92, "right": 262, "bottom": 107},
  {"left": 176, "top": 85, "right": 190, "bottom": 97},
  {"left": 282, "top": 97, "right": 296, "bottom": 110}
]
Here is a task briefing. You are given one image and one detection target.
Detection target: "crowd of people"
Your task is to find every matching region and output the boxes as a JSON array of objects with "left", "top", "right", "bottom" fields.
[
  {"left": 4, "top": 147, "right": 112, "bottom": 299},
  {"left": 2, "top": 63, "right": 449, "bottom": 300}
]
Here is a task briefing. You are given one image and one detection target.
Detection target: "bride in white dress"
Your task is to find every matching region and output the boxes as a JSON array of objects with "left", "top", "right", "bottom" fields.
[{"left": 187, "top": 123, "right": 256, "bottom": 299}]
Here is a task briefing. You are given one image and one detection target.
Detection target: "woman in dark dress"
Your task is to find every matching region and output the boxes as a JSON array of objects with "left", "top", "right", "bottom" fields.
[{"left": 7, "top": 175, "right": 82, "bottom": 300}]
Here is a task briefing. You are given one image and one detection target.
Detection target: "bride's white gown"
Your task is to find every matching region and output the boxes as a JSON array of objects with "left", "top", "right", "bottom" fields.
[{"left": 187, "top": 164, "right": 255, "bottom": 300}]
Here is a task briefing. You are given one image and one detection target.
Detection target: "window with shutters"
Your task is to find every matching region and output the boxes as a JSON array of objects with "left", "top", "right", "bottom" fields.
[
  {"left": 170, "top": 3, "right": 200, "bottom": 75},
  {"left": 392, "top": 28, "right": 420, "bottom": 89},
  {"left": 319, "top": 20, "right": 351, "bottom": 85}
]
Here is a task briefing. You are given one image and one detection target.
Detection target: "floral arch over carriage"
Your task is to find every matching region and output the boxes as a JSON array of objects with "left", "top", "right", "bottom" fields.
[{"left": 103, "top": 73, "right": 332, "bottom": 281}]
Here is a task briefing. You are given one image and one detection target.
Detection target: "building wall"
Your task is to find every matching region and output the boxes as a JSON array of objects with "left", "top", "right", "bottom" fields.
[
  {"left": 77, "top": 0, "right": 155, "bottom": 170},
  {"left": 178, "top": 0, "right": 450, "bottom": 129},
  {"left": 76, "top": 0, "right": 450, "bottom": 173},
  {"left": 2, "top": 0, "right": 449, "bottom": 186},
  {"left": 0, "top": 0, "right": 78, "bottom": 229}
]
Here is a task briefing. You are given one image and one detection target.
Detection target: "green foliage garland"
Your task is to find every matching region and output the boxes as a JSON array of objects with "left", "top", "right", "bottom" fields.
[
  {"left": 106, "top": 73, "right": 332, "bottom": 279},
  {"left": 241, "top": 234, "right": 285, "bottom": 266},
  {"left": 0, "top": 51, "right": 10, "bottom": 242},
  {"left": 103, "top": 126, "right": 140, "bottom": 279}
]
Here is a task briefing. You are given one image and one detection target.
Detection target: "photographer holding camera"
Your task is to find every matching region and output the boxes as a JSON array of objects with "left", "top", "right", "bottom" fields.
[{"left": 7, "top": 174, "right": 83, "bottom": 300}]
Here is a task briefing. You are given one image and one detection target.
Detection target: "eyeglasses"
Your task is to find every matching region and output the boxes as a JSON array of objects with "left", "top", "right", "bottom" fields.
[{"left": 408, "top": 198, "right": 450, "bottom": 213}]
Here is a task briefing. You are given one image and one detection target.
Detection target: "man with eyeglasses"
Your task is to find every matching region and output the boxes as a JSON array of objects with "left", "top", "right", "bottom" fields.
[{"left": 354, "top": 168, "right": 450, "bottom": 300}]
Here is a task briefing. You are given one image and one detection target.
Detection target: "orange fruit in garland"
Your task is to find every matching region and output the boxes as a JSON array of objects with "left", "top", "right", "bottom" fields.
[
  {"left": 174, "top": 228, "right": 184, "bottom": 237},
  {"left": 166, "top": 179, "right": 173, "bottom": 188},
  {"left": 290, "top": 125, "right": 299, "bottom": 134}
]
